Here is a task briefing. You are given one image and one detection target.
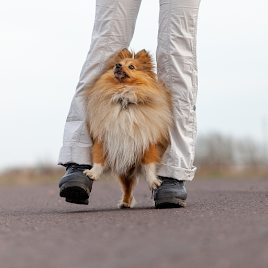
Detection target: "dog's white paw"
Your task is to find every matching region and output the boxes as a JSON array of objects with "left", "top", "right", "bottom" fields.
[
  {"left": 142, "top": 163, "right": 161, "bottom": 190},
  {"left": 83, "top": 163, "right": 104, "bottom": 181},
  {"left": 83, "top": 168, "right": 99, "bottom": 181},
  {"left": 148, "top": 179, "right": 162, "bottom": 190}
]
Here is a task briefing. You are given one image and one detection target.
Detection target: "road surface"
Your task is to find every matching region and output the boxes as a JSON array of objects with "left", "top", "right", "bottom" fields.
[{"left": 0, "top": 179, "right": 268, "bottom": 268}]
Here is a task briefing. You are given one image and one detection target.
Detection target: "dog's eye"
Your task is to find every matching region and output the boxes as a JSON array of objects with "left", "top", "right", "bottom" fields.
[{"left": 129, "top": 65, "right": 135, "bottom": 70}]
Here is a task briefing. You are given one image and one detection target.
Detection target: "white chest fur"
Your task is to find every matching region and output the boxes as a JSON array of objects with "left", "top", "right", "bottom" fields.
[
  {"left": 87, "top": 85, "right": 170, "bottom": 175},
  {"left": 102, "top": 104, "right": 153, "bottom": 174}
]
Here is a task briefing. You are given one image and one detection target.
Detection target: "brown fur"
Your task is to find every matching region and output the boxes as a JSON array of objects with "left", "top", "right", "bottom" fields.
[
  {"left": 91, "top": 139, "right": 106, "bottom": 166},
  {"left": 118, "top": 174, "right": 138, "bottom": 208},
  {"left": 83, "top": 49, "right": 173, "bottom": 208}
]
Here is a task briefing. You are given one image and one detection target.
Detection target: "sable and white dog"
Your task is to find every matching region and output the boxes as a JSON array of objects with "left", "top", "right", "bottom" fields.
[{"left": 83, "top": 49, "right": 173, "bottom": 208}]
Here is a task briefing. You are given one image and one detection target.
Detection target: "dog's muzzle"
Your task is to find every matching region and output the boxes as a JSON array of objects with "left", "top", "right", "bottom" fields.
[{"left": 114, "top": 63, "right": 128, "bottom": 79}]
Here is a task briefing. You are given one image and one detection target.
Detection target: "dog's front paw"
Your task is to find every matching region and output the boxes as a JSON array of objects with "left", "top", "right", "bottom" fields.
[
  {"left": 83, "top": 169, "right": 99, "bottom": 181},
  {"left": 83, "top": 163, "right": 104, "bottom": 181},
  {"left": 148, "top": 179, "right": 162, "bottom": 190}
]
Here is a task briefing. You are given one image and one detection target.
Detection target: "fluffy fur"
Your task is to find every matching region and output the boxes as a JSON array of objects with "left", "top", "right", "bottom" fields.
[{"left": 83, "top": 49, "right": 173, "bottom": 208}]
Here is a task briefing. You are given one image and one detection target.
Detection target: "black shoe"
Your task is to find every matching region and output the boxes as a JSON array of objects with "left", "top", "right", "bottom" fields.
[
  {"left": 59, "top": 163, "right": 93, "bottom": 205},
  {"left": 154, "top": 177, "right": 187, "bottom": 209}
]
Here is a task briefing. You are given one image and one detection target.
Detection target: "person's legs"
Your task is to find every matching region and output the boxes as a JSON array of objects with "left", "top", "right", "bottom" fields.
[
  {"left": 58, "top": 0, "right": 142, "bottom": 166},
  {"left": 58, "top": 0, "right": 142, "bottom": 204},
  {"left": 154, "top": 0, "right": 201, "bottom": 208}
]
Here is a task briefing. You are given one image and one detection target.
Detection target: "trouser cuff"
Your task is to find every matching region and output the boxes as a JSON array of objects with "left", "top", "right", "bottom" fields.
[
  {"left": 58, "top": 145, "right": 92, "bottom": 166},
  {"left": 157, "top": 163, "right": 196, "bottom": 181}
]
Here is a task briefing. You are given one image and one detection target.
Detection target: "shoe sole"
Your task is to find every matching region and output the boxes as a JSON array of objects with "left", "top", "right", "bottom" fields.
[
  {"left": 155, "top": 197, "right": 186, "bottom": 209},
  {"left": 60, "top": 181, "right": 90, "bottom": 205}
]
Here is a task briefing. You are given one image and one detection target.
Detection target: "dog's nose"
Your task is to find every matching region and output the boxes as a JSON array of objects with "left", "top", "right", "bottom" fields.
[{"left": 115, "top": 63, "right": 122, "bottom": 68}]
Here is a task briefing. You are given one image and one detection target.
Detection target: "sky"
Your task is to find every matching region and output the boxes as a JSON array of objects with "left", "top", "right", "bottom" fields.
[{"left": 1, "top": 0, "right": 268, "bottom": 170}]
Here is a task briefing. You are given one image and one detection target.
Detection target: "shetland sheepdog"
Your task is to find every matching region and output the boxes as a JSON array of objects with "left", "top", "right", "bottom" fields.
[{"left": 83, "top": 49, "right": 173, "bottom": 208}]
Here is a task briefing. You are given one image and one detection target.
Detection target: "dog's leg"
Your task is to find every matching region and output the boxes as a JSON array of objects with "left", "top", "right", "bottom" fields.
[
  {"left": 83, "top": 140, "right": 105, "bottom": 181},
  {"left": 142, "top": 144, "right": 162, "bottom": 190},
  {"left": 118, "top": 175, "right": 137, "bottom": 208}
]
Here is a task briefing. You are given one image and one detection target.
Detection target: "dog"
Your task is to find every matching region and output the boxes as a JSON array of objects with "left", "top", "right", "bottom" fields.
[{"left": 83, "top": 48, "right": 173, "bottom": 208}]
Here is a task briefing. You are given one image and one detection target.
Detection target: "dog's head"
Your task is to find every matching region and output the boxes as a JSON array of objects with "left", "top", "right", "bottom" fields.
[{"left": 108, "top": 49, "right": 155, "bottom": 82}]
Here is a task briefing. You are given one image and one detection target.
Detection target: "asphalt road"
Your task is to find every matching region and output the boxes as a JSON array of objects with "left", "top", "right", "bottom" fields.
[{"left": 0, "top": 179, "right": 268, "bottom": 268}]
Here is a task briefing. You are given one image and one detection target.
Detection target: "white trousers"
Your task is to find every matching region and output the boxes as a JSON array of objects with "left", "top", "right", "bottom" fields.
[{"left": 58, "top": 0, "right": 201, "bottom": 181}]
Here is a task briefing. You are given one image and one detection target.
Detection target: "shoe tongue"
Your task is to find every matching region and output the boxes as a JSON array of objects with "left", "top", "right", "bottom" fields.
[
  {"left": 162, "top": 178, "right": 183, "bottom": 186},
  {"left": 75, "top": 164, "right": 92, "bottom": 171},
  {"left": 162, "top": 177, "right": 177, "bottom": 183},
  {"left": 67, "top": 164, "right": 91, "bottom": 172}
]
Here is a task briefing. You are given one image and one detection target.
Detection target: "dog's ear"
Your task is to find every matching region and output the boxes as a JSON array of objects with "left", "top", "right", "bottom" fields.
[
  {"left": 134, "top": 49, "right": 152, "bottom": 65},
  {"left": 134, "top": 49, "right": 147, "bottom": 58},
  {"left": 114, "top": 48, "right": 133, "bottom": 61},
  {"left": 106, "top": 49, "right": 133, "bottom": 71}
]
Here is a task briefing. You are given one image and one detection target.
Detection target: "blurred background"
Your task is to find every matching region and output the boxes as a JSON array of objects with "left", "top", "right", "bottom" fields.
[{"left": 1, "top": 0, "right": 268, "bottom": 184}]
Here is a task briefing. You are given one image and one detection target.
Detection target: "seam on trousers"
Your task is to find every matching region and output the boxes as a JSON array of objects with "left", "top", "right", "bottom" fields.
[
  {"left": 166, "top": 0, "right": 175, "bottom": 168},
  {"left": 190, "top": 8, "right": 200, "bottom": 167},
  {"left": 77, "top": 120, "right": 87, "bottom": 145},
  {"left": 167, "top": 0, "right": 173, "bottom": 91}
]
